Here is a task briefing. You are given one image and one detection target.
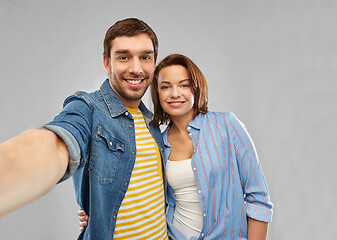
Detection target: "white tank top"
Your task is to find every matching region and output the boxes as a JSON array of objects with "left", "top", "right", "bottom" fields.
[{"left": 166, "top": 159, "right": 203, "bottom": 239}]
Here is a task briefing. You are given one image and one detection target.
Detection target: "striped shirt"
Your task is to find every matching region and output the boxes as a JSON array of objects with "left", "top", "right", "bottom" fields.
[
  {"left": 113, "top": 108, "right": 168, "bottom": 240},
  {"left": 163, "top": 112, "right": 273, "bottom": 240}
]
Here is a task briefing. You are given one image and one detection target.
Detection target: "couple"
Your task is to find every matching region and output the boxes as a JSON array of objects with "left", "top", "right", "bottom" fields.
[
  {"left": 0, "top": 18, "right": 273, "bottom": 239},
  {"left": 79, "top": 52, "right": 274, "bottom": 240}
]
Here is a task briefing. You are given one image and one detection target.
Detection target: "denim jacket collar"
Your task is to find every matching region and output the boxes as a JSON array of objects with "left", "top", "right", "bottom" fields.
[{"left": 99, "top": 79, "right": 153, "bottom": 120}]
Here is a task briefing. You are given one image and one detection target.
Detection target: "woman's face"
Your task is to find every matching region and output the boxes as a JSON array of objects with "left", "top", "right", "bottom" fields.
[{"left": 157, "top": 65, "right": 195, "bottom": 120}]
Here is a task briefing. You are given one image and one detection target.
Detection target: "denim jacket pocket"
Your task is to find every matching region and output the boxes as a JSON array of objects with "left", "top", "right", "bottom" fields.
[{"left": 89, "top": 125, "right": 125, "bottom": 184}]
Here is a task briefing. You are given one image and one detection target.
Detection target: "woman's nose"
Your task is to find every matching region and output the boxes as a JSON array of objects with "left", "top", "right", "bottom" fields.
[{"left": 171, "top": 86, "right": 181, "bottom": 98}]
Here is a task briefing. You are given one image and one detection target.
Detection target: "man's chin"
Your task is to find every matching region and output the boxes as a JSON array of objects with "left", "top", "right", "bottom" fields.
[{"left": 123, "top": 88, "right": 148, "bottom": 101}]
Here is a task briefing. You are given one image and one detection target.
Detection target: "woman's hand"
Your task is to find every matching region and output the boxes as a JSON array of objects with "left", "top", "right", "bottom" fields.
[{"left": 77, "top": 209, "right": 89, "bottom": 232}]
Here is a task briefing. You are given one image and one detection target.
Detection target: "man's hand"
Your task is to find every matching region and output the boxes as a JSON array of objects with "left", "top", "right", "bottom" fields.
[
  {"left": 0, "top": 129, "right": 69, "bottom": 216},
  {"left": 77, "top": 209, "right": 89, "bottom": 231}
]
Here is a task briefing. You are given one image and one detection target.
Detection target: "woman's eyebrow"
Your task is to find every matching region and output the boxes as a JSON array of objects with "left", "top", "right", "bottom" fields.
[{"left": 159, "top": 79, "right": 189, "bottom": 84}]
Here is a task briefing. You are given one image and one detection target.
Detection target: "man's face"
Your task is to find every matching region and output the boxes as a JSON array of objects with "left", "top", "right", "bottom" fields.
[{"left": 103, "top": 33, "right": 156, "bottom": 108}]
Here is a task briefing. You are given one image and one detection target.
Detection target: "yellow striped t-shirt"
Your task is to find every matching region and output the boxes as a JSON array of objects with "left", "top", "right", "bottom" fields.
[{"left": 113, "top": 108, "right": 168, "bottom": 240}]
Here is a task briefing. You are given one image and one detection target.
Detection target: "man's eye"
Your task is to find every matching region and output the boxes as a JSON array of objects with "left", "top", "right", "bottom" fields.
[
  {"left": 118, "top": 56, "right": 128, "bottom": 60},
  {"left": 141, "top": 56, "right": 151, "bottom": 60}
]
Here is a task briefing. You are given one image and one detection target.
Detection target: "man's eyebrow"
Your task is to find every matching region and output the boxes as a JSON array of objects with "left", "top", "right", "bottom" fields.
[
  {"left": 114, "top": 50, "right": 154, "bottom": 55},
  {"left": 114, "top": 50, "right": 129, "bottom": 54},
  {"left": 141, "top": 50, "right": 154, "bottom": 55}
]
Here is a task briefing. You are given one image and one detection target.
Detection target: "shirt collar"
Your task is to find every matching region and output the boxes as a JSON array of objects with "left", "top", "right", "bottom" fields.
[
  {"left": 99, "top": 79, "right": 153, "bottom": 119},
  {"left": 163, "top": 113, "right": 204, "bottom": 147},
  {"left": 187, "top": 113, "right": 203, "bottom": 130}
]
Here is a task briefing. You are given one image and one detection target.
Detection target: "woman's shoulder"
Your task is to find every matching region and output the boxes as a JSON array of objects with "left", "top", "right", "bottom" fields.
[
  {"left": 199, "top": 111, "right": 236, "bottom": 120},
  {"left": 198, "top": 112, "right": 247, "bottom": 131}
]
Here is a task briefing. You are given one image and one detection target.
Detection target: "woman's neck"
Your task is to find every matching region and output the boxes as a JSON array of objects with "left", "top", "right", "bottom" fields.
[{"left": 170, "top": 110, "right": 194, "bottom": 134}]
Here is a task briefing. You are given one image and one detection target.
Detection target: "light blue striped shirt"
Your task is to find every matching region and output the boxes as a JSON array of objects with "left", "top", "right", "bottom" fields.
[{"left": 163, "top": 112, "right": 273, "bottom": 240}]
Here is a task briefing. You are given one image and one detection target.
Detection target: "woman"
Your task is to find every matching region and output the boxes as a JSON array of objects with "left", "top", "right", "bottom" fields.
[{"left": 79, "top": 54, "right": 273, "bottom": 239}]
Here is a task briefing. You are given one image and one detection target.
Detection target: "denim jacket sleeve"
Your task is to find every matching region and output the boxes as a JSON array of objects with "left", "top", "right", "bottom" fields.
[
  {"left": 44, "top": 94, "right": 93, "bottom": 182},
  {"left": 228, "top": 112, "right": 273, "bottom": 222}
]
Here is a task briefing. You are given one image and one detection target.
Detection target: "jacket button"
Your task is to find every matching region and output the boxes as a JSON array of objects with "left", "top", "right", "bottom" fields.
[
  {"left": 113, "top": 215, "right": 116, "bottom": 219},
  {"left": 125, "top": 112, "right": 129, "bottom": 116}
]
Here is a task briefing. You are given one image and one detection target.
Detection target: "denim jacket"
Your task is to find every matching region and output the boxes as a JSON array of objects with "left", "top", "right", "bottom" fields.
[{"left": 44, "top": 79, "right": 165, "bottom": 239}]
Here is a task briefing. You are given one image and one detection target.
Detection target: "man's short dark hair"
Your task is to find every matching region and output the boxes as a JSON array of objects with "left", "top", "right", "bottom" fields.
[{"left": 103, "top": 18, "right": 158, "bottom": 62}]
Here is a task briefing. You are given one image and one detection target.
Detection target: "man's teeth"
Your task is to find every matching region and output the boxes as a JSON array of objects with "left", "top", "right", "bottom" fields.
[{"left": 127, "top": 79, "right": 142, "bottom": 84}]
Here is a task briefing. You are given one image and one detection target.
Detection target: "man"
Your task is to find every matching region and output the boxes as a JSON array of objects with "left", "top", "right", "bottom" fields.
[{"left": 0, "top": 18, "right": 168, "bottom": 239}]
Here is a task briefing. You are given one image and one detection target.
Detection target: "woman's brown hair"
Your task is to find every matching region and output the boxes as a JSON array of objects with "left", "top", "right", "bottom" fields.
[{"left": 151, "top": 54, "right": 208, "bottom": 127}]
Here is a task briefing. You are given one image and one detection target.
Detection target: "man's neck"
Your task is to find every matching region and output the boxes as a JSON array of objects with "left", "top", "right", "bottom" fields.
[
  {"left": 122, "top": 99, "right": 141, "bottom": 109},
  {"left": 108, "top": 80, "right": 141, "bottom": 108}
]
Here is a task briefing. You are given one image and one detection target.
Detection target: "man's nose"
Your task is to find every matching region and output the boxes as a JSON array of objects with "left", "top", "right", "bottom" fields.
[{"left": 129, "top": 58, "right": 143, "bottom": 74}]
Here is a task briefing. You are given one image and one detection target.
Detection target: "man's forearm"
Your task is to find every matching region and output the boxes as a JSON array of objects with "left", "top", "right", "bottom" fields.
[
  {"left": 0, "top": 129, "right": 69, "bottom": 216},
  {"left": 247, "top": 217, "right": 269, "bottom": 240}
]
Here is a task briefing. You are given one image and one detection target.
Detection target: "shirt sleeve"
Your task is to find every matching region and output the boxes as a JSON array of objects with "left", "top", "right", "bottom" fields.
[
  {"left": 42, "top": 125, "right": 80, "bottom": 182},
  {"left": 228, "top": 112, "right": 273, "bottom": 222},
  {"left": 43, "top": 94, "right": 93, "bottom": 182}
]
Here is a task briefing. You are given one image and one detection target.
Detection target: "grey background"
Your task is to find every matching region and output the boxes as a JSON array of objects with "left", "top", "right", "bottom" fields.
[{"left": 0, "top": 0, "right": 336, "bottom": 239}]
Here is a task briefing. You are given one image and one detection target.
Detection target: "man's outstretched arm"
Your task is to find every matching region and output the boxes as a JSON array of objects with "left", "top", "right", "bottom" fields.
[{"left": 0, "top": 128, "right": 69, "bottom": 216}]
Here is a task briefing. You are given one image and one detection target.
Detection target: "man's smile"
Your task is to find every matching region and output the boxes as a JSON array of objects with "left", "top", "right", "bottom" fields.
[{"left": 124, "top": 77, "right": 146, "bottom": 87}]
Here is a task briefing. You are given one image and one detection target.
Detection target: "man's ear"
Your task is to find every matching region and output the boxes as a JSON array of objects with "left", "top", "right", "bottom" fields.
[{"left": 103, "top": 56, "right": 110, "bottom": 73}]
